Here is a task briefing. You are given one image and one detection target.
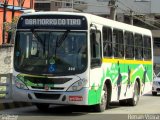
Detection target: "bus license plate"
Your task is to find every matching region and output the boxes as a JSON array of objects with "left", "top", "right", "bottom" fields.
[{"left": 69, "top": 96, "right": 83, "bottom": 101}]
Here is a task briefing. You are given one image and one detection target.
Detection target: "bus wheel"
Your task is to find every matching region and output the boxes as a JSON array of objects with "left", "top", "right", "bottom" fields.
[
  {"left": 152, "top": 91, "right": 157, "bottom": 96},
  {"left": 94, "top": 84, "right": 108, "bottom": 112},
  {"left": 119, "top": 99, "right": 128, "bottom": 106},
  {"left": 127, "top": 81, "right": 140, "bottom": 106},
  {"left": 35, "top": 103, "right": 50, "bottom": 111}
]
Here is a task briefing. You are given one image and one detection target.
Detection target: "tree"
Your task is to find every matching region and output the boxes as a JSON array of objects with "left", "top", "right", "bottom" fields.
[{"left": 3, "top": 16, "right": 19, "bottom": 44}]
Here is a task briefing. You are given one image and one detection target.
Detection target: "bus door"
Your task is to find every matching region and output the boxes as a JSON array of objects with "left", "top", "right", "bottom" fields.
[{"left": 89, "top": 29, "right": 103, "bottom": 104}]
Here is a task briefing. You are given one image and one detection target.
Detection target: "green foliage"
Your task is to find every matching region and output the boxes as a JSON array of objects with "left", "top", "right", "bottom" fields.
[{"left": 3, "top": 16, "right": 19, "bottom": 33}]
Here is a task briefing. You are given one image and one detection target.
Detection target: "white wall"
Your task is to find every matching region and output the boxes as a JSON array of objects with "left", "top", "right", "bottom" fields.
[{"left": 0, "top": 46, "right": 13, "bottom": 74}]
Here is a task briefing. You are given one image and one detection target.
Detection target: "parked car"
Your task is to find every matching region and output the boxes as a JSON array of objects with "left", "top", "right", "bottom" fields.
[{"left": 152, "top": 72, "right": 160, "bottom": 96}]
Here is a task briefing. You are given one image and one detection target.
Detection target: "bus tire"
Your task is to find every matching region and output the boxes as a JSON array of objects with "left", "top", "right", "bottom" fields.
[
  {"left": 127, "top": 81, "right": 140, "bottom": 106},
  {"left": 93, "top": 84, "right": 108, "bottom": 112},
  {"left": 35, "top": 103, "right": 50, "bottom": 111},
  {"left": 119, "top": 99, "right": 128, "bottom": 106},
  {"left": 152, "top": 91, "right": 157, "bottom": 96}
]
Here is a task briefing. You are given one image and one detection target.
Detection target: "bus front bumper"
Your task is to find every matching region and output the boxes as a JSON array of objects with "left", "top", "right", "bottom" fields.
[{"left": 12, "top": 86, "right": 89, "bottom": 105}]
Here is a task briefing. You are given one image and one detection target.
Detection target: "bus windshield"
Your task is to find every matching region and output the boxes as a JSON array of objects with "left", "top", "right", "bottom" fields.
[{"left": 14, "top": 31, "right": 87, "bottom": 75}]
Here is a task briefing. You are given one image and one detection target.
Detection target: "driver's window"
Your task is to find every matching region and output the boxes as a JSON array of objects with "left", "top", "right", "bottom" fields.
[
  {"left": 90, "top": 30, "right": 101, "bottom": 68},
  {"left": 90, "top": 30, "right": 101, "bottom": 59}
]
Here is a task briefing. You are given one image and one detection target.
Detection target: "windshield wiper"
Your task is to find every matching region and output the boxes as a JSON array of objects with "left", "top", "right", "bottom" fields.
[
  {"left": 31, "top": 29, "right": 47, "bottom": 58},
  {"left": 56, "top": 30, "right": 70, "bottom": 48},
  {"left": 31, "top": 29, "right": 43, "bottom": 44},
  {"left": 54, "top": 30, "right": 70, "bottom": 58}
]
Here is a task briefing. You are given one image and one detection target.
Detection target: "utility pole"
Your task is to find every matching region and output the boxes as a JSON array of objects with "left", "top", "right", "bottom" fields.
[
  {"left": 108, "top": 0, "right": 116, "bottom": 20},
  {"left": 30, "top": 0, "right": 34, "bottom": 9},
  {"left": 72, "top": 0, "right": 74, "bottom": 12},
  {"left": 2, "top": 0, "right": 9, "bottom": 44},
  {"left": 12, "top": 0, "right": 15, "bottom": 19},
  {"left": 130, "top": 10, "right": 134, "bottom": 25}
]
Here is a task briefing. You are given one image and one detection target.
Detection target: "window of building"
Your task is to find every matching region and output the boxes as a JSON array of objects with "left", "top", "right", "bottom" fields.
[
  {"left": 63, "top": 0, "right": 72, "bottom": 8},
  {"left": 113, "top": 29, "right": 124, "bottom": 58},
  {"left": 35, "top": 3, "right": 50, "bottom": 11},
  {"left": 55, "top": 2, "right": 61, "bottom": 7},
  {"left": 135, "top": 34, "right": 143, "bottom": 59},
  {"left": 103, "top": 27, "right": 112, "bottom": 57},
  {"left": 124, "top": 31, "right": 134, "bottom": 59}
]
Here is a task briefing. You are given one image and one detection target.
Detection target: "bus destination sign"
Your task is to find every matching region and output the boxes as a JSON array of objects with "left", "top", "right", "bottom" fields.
[
  {"left": 17, "top": 15, "right": 87, "bottom": 30},
  {"left": 25, "top": 19, "right": 81, "bottom": 26}
]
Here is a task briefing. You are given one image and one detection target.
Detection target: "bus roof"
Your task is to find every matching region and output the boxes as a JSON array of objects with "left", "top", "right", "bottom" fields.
[{"left": 20, "top": 11, "right": 152, "bottom": 36}]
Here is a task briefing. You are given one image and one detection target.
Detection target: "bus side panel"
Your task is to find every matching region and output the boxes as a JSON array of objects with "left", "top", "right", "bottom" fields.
[
  {"left": 140, "top": 63, "right": 153, "bottom": 95},
  {"left": 87, "top": 59, "right": 153, "bottom": 105},
  {"left": 88, "top": 67, "right": 104, "bottom": 105},
  {"left": 101, "top": 59, "right": 153, "bottom": 102}
]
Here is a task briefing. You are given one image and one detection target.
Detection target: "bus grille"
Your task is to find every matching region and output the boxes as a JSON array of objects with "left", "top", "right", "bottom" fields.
[
  {"left": 34, "top": 93, "right": 61, "bottom": 100},
  {"left": 24, "top": 76, "right": 72, "bottom": 84},
  {"left": 31, "top": 86, "right": 65, "bottom": 90}
]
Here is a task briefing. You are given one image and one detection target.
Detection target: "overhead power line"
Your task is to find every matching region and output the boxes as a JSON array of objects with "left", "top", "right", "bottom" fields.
[
  {"left": 117, "top": 7, "right": 160, "bottom": 29},
  {"left": 118, "top": 0, "right": 150, "bottom": 14},
  {"left": 117, "top": 0, "right": 160, "bottom": 29}
]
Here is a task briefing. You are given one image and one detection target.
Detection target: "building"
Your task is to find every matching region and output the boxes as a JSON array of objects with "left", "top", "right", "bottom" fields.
[
  {"left": 35, "top": 0, "right": 87, "bottom": 12},
  {"left": 0, "top": 0, "right": 34, "bottom": 45}
]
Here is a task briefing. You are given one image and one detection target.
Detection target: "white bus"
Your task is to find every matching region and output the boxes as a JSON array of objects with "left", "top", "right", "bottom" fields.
[{"left": 13, "top": 12, "right": 153, "bottom": 112}]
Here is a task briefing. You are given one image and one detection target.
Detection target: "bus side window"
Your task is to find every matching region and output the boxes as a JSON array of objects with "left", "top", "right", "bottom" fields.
[
  {"left": 90, "top": 30, "right": 101, "bottom": 68},
  {"left": 103, "top": 27, "right": 112, "bottom": 57},
  {"left": 113, "top": 29, "right": 124, "bottom": 58},
  {"left": 135, "top": 34, "right": 143, "bottom": 60},
  {"left": 124, "top": 31, "right": 134, "bottom": 59},
  {"left": 144, "top": 36, "right": 151, "bottom": 60}
]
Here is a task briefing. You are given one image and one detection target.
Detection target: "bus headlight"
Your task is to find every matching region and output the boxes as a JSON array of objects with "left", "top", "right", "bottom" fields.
[
  {"left": 67, "top": 79, "right": 87, "bottom": 91},
  {"left": 13, "top": 76, "right": 28, "bottom": 90}
]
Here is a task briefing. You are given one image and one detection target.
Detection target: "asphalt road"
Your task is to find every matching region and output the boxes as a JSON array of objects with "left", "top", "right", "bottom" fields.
[{"left": 0, "top": 93, "right": 160, "bottom": 120}]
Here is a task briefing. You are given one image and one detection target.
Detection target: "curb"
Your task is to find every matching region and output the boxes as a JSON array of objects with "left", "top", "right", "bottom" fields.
[{"left": 0, "top": 102, "right": 32, "bottom": 110}]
